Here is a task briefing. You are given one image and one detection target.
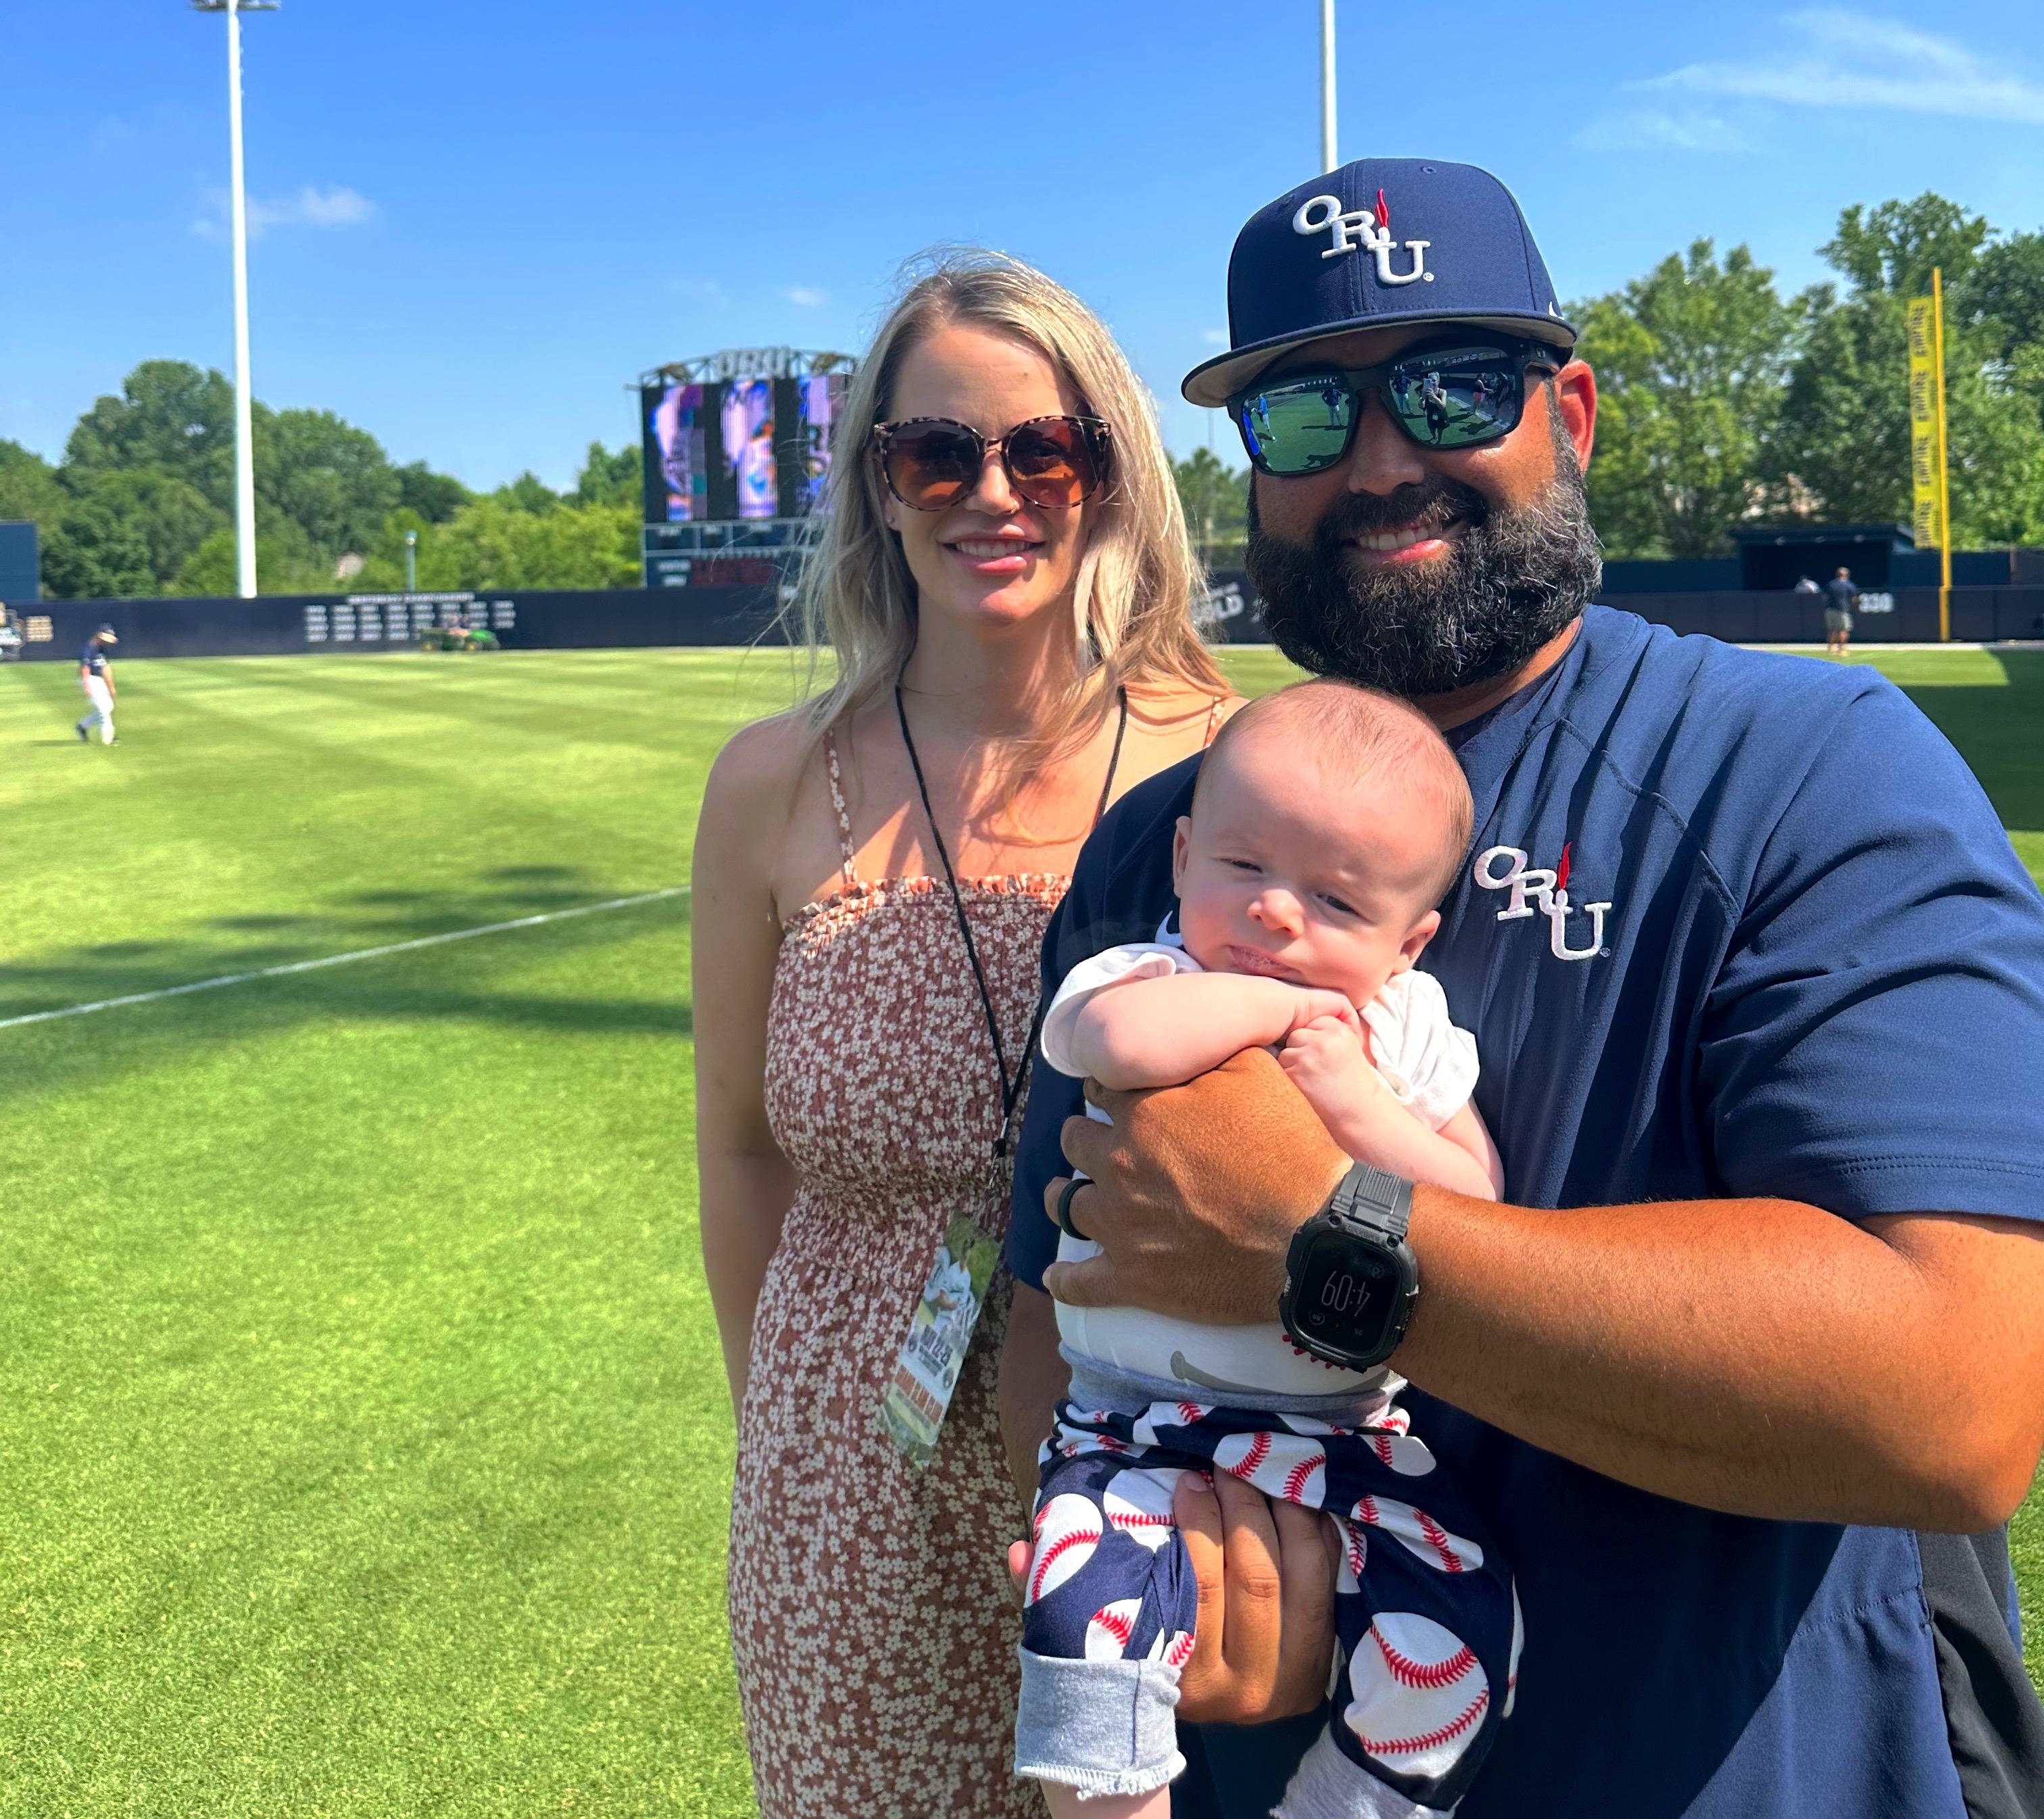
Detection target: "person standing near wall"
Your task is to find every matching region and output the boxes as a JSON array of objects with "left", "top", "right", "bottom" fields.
[
  {"left": 1824, "top": 566, "right": 1859, "bottom": 656},
  {"left": 74, "top": 624, "right": 118, "bottom": 745}
]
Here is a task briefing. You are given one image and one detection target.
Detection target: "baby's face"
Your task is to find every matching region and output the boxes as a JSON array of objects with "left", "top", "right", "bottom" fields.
[{"left": 1172, "top": 731, "right": 1447, "bottom": 1009}]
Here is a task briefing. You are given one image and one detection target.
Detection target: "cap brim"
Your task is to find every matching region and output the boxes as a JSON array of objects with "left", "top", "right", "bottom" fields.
[{"left": 1183, "top": 312, "right": 1577, "bottom": 408}]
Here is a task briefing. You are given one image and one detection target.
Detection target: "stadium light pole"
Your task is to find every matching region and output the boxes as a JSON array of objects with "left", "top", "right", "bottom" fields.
[
  {"left": 191, "top": 0, "right": 277, "bottom": 600},
  {"left": 1319, "top": 0, "right": 1337, "bottom": 172}
]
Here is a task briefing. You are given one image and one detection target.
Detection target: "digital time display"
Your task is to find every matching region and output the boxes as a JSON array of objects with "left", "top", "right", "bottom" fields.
[{"left": 1295, "top": 1234, "right": 1398, "bottom": 1355}]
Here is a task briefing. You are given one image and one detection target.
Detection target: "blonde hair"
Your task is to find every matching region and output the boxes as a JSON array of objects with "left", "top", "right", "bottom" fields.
[{"left": 789, "top": 249, "right": 1227, "bottom": 766}]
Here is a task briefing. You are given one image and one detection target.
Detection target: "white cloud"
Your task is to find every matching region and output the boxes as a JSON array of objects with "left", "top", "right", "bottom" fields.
[
  {"left": 1573, "top": 107, "right": 1754, "bottom": 153},
  {"left": 194, "top": 183, "right": 376, "bottom": 240},
  {"left": 251, "top": 185, "right": 376, "bottom": 231},
  {"left": 1202, "top": 328, "right": 1229, "bottom": 346},
  {"left": 1575, "top": 11, "right": 2044, "bottom": 151},
  {"left": 1642, "top": 9, "right": 2044, "bottom": 124},
  {"left": 786, "top": 285, "right": 828, "bottom": 308}
]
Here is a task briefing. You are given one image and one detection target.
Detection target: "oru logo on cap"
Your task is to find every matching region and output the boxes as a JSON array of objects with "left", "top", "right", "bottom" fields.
[{"left": 1292, "top": 187, "right": 1434, "bottom": 287}]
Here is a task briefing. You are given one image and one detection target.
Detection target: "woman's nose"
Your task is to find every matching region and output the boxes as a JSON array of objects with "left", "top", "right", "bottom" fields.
[{"left": 960, "top": 442, "right": 1019, "bottom": 515}]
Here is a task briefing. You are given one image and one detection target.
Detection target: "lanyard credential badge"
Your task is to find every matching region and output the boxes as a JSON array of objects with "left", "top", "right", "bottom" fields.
[{"left": 881, "top": 1217, "right": 1000, "bottom": 1468}]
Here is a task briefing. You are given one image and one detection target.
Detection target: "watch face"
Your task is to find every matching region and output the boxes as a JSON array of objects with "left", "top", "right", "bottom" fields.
[{"left": 1294, "top": 1229, "right": 1402, "bottom": 1355}]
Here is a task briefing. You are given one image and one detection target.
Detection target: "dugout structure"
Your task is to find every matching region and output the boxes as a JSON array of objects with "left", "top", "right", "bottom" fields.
[{"left": 638, "top": 347, "right": 858, "bottom": 588}]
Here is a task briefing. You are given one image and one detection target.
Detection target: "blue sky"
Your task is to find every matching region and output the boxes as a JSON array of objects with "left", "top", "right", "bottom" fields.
[{"left": 4, "top": 1, "right": 2042, "bottom": 490}]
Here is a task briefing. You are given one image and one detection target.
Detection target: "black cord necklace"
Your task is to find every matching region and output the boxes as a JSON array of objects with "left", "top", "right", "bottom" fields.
[{"left": 895, "top": 679, "right": 1129, "bottom": 1158}]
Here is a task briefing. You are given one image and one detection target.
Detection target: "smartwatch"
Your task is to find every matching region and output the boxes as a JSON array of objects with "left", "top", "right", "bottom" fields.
[{"left": 1278, "top": 1163, "right": 1419, "bottom": 1372}]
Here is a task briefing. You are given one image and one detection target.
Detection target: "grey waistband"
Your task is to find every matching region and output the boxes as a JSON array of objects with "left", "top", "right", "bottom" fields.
[{"left": 1064, "top": 1347, "right": 1396, "bottom": 1426}]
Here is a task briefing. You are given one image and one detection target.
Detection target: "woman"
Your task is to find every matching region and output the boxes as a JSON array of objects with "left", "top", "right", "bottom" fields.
[{"left": 694, "top": 253, "right": 1240, "bottom": 1818}]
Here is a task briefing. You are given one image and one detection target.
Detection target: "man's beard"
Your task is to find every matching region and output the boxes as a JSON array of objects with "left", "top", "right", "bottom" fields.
[{"left": 1243, "top": 420, "right": 1603, "bottom": 698}]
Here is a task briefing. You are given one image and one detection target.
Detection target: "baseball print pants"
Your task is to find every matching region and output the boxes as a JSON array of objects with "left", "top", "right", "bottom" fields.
[
  {"left": 77, "top": 676, "right": 114, "bottom": 745},
  {"left": 1016, "top": 1400, "right": 1520, "bottom": 1817}
]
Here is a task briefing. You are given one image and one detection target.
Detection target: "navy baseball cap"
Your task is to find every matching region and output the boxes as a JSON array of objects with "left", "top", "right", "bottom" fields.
[{"left": 1182, "top": 158, "right": 1574, "bottom": 407}]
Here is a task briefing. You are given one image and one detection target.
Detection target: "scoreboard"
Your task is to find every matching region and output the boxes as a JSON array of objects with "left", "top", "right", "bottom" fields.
[{"left": 640, "top": 349, "right": 855, "bottom": 527}]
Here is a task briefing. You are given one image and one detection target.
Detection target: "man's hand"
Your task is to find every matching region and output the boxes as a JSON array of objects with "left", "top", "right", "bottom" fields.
[
  {"left": 1043, "top": 1047, "right": 1349, "bottom": 1324},
  {"left": 1005, "top": 1471, "right": 1339, "bottom": 1724},
  {"left": 1173, "top": 1470, "right": 1340, "bottom": 1722}
]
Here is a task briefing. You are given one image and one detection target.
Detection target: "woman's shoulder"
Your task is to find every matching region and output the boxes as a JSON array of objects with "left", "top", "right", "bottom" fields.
[
  {"left": 1123, "top": 675, "right": 1244, "bottom": 725},
  {"left": 707, "top": 705, "right": 818, "bottom": 798},
  {"left": 699, "top": 706, "right": 827, "bottom": 854},
  {"left": 1112, "top": 676, "right": 1246, "bottom": 792}
]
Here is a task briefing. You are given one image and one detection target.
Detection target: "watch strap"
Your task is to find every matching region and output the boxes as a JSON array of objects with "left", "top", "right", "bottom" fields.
[{"left": 1327, "top": 1161, "right": 1413, "bottom": 1244}]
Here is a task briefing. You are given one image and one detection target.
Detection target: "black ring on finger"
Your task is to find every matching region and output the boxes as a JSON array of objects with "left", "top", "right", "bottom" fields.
[{"left": 1054, "top": 1177, "right": 1091, "bottom": 1242}]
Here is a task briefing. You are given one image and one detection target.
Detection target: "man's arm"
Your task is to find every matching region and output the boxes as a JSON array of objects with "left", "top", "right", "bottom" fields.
[
  {"left": 997, "top": 1283, "right": 1066, "bottom": 1508},
  {"left": 1044, "top": 1050, "right": 2044, "bottom": 1532}
]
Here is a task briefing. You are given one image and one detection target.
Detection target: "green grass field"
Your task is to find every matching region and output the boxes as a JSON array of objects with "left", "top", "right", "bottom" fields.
[{"left": 1, "top": 644, "right": 2039, "bottom": 1815}]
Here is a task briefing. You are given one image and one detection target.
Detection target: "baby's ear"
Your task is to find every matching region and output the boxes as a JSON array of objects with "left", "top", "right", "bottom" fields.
[
  {"left": 1392, "top": 909, "right": 1442, "bottom": 973},
  {"left": 1171, "top": 817, "right": 1193, "bottom": 892}
]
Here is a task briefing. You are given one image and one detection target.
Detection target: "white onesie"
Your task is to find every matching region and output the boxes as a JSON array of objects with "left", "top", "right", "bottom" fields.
[{"left": 1039, "top": 923, "right": 1480, "bottom": 1400}]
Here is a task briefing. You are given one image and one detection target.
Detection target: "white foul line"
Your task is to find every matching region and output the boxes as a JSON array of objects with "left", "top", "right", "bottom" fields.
[{"left": 0, "top": 887, "right": 691, "bottom": 1034}]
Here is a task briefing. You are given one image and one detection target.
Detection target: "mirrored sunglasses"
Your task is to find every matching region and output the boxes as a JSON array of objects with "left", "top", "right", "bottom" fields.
[{"left": 1229, "top": 340, "right": 1562, "bottom": 476}]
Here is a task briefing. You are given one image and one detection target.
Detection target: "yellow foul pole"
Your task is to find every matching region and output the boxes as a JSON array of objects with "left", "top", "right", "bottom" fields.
[{"left": 1932, "top": 267, "right": 1953, "bottom": 641}]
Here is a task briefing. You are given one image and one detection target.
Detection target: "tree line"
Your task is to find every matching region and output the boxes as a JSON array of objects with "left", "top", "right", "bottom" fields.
[
  {"left": 9, "top": 191, "right": 2038, "bottom": 603},
  {"left": 0, "top": 361, "right": 643, "bottom": 599},
  {"left": 1171, "top": 191, "right": 2044, "bottom": 566}
]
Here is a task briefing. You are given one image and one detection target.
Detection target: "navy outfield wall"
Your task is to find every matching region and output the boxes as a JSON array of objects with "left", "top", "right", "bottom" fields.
[
  {"left": 11, "top": 586, "right": 792, "bottom": 660},
  {"left": 1204, "top": 579, "right": 2044, "bottom": 646},
  {"left": 1609, "top": 587, "right": 2044, "bottom": 644},
  {"left": 1200, "top": 578, "right": 2044, "bottom": 645},
  {"left": 13, "top": 579, "right": 2044, "bottom": 661}
]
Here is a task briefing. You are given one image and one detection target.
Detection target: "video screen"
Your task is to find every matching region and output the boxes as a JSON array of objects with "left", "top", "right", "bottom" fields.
[
  {"left": 721, "top": 379, "right": 778, "bottom": 521},
  {"left": 641, "top": 370, "right": 852, "bottom": 523},
  {"left": 643, "top": 383, "right": 708, "bottom": 523},
  {"left": 796, "top": 373, "right": 846, "bottom": 512}
]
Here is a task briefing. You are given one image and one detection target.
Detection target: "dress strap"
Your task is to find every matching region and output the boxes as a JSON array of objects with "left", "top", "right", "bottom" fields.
[
  {"left": 823, "top": 727, "right": 858, "bottom": 888},
  {"left": 1202, "top": 694, "right": 1227, "bottom": 749}
]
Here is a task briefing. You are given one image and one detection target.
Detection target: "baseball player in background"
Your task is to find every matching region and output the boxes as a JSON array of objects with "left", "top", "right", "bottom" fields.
[{"left": 74, "top": 624, "right": 118, "bottom": 746}]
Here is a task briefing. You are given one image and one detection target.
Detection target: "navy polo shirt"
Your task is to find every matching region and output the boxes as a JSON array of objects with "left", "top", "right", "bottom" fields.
[
  {"left": 80, "top": 640, "right": 108, "bottom": 677},
  {"left": 1008, "top": 606, "right": 2044, "bottom": 1818}
]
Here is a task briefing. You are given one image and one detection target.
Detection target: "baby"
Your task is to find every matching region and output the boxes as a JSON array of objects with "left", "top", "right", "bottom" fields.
[{"left": 1015, "top": 680, "right": 1519, "bottom": 1819}]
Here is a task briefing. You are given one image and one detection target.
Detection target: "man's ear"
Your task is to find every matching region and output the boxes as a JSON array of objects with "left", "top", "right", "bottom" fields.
[
  {"left": 1172, "top": 817, "right": 1193, "bottom": 894},
  {"left": 1391, "top": 909, "right": 1442, "bottom": 975},
  {"left": 1552, "top": 360, "right": 1597, "bottom": 474}
]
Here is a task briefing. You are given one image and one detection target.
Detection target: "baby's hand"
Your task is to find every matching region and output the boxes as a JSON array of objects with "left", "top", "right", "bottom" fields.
[
  {"left": 1280, "top": 1013, "right": 1384, "bottom": 1134},
  {"left": 1287, "top": 987, "right": 1362, "bottom": 1034}
]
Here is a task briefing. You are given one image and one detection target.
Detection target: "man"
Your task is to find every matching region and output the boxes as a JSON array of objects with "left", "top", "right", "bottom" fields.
[
  {"left": 1824, "top": 564, "right": 1859, "bottom": 656},
  {"left": 1420, "top": 367, "right": 1451, "bottom": 445},
  {"left": 75, "top": 623, "right": 118, "bottom": 745},
  {"left": 999, "top": 160, "right": 2044, "bottom": 1819}
]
